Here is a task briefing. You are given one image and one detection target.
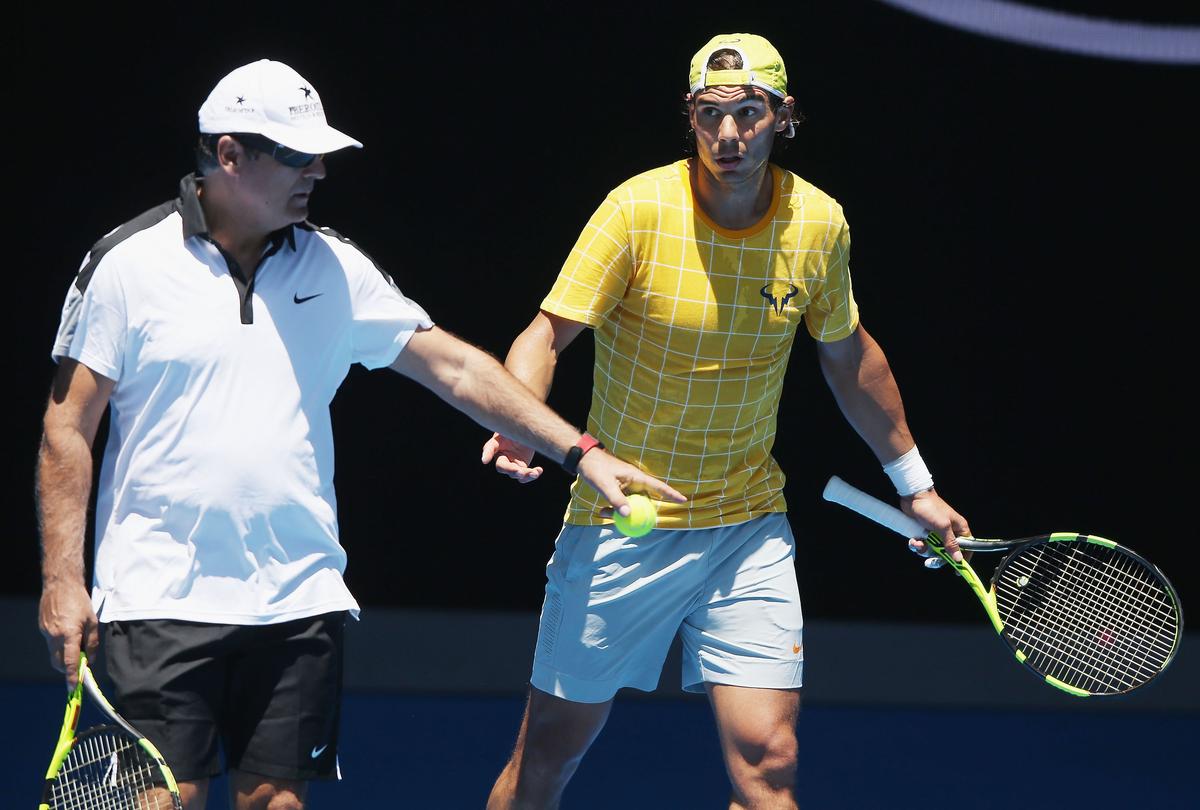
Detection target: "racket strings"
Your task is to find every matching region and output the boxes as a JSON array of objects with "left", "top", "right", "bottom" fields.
[
  {"left": 1043, "top": 568, "right": 1168, "bottom": 690},
  {"left": 1001, "top": 545, "right": 1176, "bottom": 692},
  {"left": 1018, "top": 548, "right": 1176, "bottom": 668},
  {"left": 998, "top": 543, "right": 1177, "bottom": 691},
  {"left": 1000, "top": 564, "right": 1148, "bottom": 694},
  {"left": 994, "top": 541, "right": 1180, "bottom": 695},
  {"left": 48, "top": 727, "right": 175, "bottom": 810}
]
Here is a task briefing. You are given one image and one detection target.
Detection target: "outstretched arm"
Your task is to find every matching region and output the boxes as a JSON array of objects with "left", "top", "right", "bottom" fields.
[
  {"left": 389, "top": 323, "right": 683, "bottom": 510},
  {"left": 480, "top": 310, "right": 588, "bottom": 483},
  {"left": 37, "top": 359, "right": 113, "bottom": 687},
  {"left": 816, "top": 324, "right": 970, "bottom": 562}
]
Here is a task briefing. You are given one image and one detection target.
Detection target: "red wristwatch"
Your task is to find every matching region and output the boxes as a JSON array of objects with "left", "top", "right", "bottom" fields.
[{"left": 562, "top": 433, "right": 604, "bottom": 475}]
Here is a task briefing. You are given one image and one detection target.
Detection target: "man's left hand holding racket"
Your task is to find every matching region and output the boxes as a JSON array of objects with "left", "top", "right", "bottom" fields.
[{"left": 39, "top": 576, "right": 100, "bottom": 689}]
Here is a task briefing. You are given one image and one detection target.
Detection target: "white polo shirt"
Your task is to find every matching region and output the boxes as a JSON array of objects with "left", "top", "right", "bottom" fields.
[{"left": 53, "top": 175, "right": 433, "bottom": 624}]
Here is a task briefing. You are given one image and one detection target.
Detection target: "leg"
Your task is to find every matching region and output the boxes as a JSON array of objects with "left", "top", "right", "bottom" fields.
[
  {"left": 224, "top": 615, "right": 344, "bottom": 799},
  {"left": 501, "top": 523, "right": 706, "bottom": 807},
  {"left": 230, "top": 771, "right": 308, "bottom": 810},
  {"left": 103, "top": 620, "right": 227, "bottom": 803},
  {"left": 487, "top": 687, "right": 613, "bottom": 810},
  {"left": 678, "top": 515, "right": 805, "bottom": 808},
  {"left": 707, "top": 685, "right": 800, "bottom": 810}
]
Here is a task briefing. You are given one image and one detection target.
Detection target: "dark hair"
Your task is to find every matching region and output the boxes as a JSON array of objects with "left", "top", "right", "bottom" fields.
[
  {"left": 194, "top": 133, "right": 266, "bottom": 175},
  {"left": 682, "top": 48, "right": 805, "bottom": 156}
]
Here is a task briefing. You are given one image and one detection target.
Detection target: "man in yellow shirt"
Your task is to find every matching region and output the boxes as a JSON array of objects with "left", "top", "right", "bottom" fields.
[{"left": 483, "top": 34, "right": 971, "bottom": 809}]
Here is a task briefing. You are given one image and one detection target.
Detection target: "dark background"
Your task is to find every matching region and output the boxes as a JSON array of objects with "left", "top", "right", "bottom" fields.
[{"left": 13, "top": 2, "right": 1199, "bottom": 624}]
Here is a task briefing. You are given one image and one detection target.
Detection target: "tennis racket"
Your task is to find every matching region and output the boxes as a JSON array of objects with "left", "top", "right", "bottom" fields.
[
  {"left": 40, "top": 652, "right": 182, "bottom": 809},
  {"left": 823, "top": 475, "right": 1184, "bottom": 697}
]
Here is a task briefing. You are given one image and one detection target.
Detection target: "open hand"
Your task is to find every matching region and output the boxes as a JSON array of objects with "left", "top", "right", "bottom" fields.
[{"left": 481, "top": 432, "right": 543, "bottom": 483}]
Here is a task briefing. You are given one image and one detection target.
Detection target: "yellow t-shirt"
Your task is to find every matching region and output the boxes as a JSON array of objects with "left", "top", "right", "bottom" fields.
[{"left": 542, "top": 159, "right": 859, "bottom": 528}]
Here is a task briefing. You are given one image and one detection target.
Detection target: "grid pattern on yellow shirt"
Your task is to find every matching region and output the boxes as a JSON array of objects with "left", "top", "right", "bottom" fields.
[{"left": 542, "top": 160, "right": 858, "bottom": 528}]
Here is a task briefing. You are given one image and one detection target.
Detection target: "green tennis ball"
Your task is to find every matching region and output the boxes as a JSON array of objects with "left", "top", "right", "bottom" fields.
[{"left": 613, "top": 494, "right": 657, "bottom": 538}]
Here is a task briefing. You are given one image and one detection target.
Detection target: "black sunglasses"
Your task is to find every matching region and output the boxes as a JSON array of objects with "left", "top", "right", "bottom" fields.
[{"left": 229, "top": 132, "right": 323, "bottom": 168}]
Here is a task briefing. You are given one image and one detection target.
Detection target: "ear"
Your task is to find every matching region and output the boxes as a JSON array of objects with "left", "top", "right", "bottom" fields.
[
  {"left": 214, "top": 135, "right": 244, "bottom": 172},
  {"left": 775, "top": 95, "right": 796, "bottom": 133}
]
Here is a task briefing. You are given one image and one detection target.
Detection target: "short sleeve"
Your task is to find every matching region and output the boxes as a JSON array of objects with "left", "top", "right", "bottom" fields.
[
  {"left": 540, "top": 195, "right": 633, "bottom": 326},
  {"left": 54, "top": 257, "right": 128, "bottom": 382},
  {"left": 805, "top": 222, "right": 860, "bottom": 342},
  {"left": 349, "top": 263, "right": 434, "bottom": 370}
]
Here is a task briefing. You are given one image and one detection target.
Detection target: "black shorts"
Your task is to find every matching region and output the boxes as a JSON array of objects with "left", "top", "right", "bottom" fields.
[{"left": 101, "top": 612, "right": 345, "bottom": 782}]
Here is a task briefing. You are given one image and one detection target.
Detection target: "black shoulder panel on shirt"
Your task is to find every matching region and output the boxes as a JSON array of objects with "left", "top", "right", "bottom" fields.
[
  {"left": 75, "top": 199, "right": 180, "bottom": 294},
  {"left": 301, "top": 221, "right": 400, "bottom": 288}
]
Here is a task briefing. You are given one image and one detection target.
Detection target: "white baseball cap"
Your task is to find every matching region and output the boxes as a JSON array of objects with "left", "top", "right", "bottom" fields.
[{"left": 198, "top": 59, "right": 362, "bottom": 154}]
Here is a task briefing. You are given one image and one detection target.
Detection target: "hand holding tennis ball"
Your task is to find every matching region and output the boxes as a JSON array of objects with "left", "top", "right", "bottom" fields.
[{"left": 613, "top": 494, "right": 658, "bottom": 537}]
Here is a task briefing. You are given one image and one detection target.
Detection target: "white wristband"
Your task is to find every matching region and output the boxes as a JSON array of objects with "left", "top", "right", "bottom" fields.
[{"left": 882, "top": 446, "right": 934, "bottom": 496}]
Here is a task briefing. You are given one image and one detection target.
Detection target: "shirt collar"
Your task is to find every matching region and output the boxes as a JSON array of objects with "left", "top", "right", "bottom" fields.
[{"left": 177, "top": 173, "right": 297, "bottom": 252}]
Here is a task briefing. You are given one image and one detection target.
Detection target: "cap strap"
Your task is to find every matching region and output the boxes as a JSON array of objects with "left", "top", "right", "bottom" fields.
[
  {"left": 691, "top": 70, "right": 786, "bottom": 99},
  {"left": 703, "top": 69, "right": 755, "bottom": 87}
]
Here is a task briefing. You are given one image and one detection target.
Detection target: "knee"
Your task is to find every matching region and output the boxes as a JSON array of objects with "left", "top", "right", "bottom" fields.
[
  {"left": 518, "top": 718, "right": 588, "bottom": 777},
  {"left": 730, "top": 726, "right": 799, "bottom": 790},
  {"left": 264, "top": 793, "right": 304, "bottom": 810},
  {"left": 519, "top": 696, "right": 609, "bottom": 774},
  {"left": 232, "top": 775, "right": 306, "bottom": 810},
  {"left": 247, "top": 788, "right": 304, "bottom": 810}
]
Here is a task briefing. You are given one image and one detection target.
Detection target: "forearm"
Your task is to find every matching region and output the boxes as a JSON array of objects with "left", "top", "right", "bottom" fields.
[
  {"left": 501, "top": 310, "right": 583, "bottom": 401},
  {"left": 394, "top": 328, "right": 582, "bottom": 464},
  {"left": 818, "top": 327, "right": 914, "bottom": 464},
  {"left": 820, "top": 328, "right": 968, "bottom": 550},
  {"left": 503, "top": 322, "right": 558, "bottom": 401},
  {"left": 463, "top": 350, "right": 581, "bottom": 459},
  {"left": 37, "top": 426, "right": 94, "bottom": 588},
  {"left": 37, "top": 361, "right": 112, "bottom": 677}
]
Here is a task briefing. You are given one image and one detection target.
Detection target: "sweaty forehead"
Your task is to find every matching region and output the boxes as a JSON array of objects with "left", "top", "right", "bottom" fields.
[{"left": 692, "top": 86, "right": 770, "bottom": 105}]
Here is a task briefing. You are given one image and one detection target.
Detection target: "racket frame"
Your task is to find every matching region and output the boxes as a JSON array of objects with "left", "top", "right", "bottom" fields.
[
  {"left": 39, "top": 652, "right": 182, "bottom": 809},
  {"left": 821, "top": 475, "right": 1184, "bottom": 697}
]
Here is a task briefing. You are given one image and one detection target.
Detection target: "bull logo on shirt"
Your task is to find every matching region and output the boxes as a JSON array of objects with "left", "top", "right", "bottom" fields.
[{"left": 759, "top": 282, "right": 799, "bottom": 315}]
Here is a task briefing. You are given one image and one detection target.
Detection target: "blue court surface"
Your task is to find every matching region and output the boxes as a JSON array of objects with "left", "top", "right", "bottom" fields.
[{"left": 9, "top": 682, "right": 1194, "bottom": 809}]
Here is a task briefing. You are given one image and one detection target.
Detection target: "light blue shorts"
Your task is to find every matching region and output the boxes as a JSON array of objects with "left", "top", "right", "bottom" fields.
[{"left": 530, "top": 513, "right": 804, "bottom": 703}]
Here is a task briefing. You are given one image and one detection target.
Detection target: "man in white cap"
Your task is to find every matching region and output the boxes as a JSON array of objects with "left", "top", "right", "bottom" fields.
[
  {"left": 483, "top": 34, "right": 971, "bottom": 808},
  {"left": 37, "top": 59, "right": 683, "bottom": 809}
]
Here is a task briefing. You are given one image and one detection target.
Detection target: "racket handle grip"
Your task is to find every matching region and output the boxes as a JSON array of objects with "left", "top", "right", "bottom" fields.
[{"left": 823, "top": 475, "right": 929, "bottom": 539}]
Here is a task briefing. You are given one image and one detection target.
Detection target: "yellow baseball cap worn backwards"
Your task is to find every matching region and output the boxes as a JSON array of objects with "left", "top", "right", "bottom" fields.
[{"left": 689, "top": 33, "right": 788, "bottom": 99}]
